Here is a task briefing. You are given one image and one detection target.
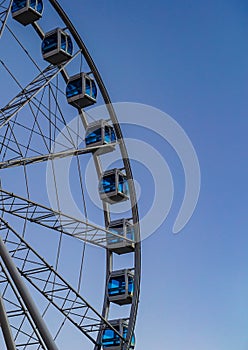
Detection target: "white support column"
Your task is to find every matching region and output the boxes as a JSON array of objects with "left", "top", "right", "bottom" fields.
[
  {"left": 0, "top": 236, "right": 59, "bottom": 350},
  {"left": 0, "top": 293, "right": 17, "bottom": 350}
]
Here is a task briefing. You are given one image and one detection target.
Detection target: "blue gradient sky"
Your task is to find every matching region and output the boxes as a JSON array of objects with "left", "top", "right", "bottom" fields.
[{"left": 64, "top": 1, "right": 248, "bottom": 349}]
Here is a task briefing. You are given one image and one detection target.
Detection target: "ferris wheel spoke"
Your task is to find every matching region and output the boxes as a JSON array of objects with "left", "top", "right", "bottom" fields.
[
  {"left": 0, "top": 0, "right": 12, "bottom": 39},
  {"left": 0, "top": 218, "right": 125, "bottom": 346},
  {"left": 0, "top": 189, "right": 133, "bottom": 248},
  {"left": 0, "top": 50, "right": 81, "bottom": 129}
]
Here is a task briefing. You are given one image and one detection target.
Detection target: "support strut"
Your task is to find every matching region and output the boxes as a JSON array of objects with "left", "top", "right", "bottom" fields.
[
  {"left": 0, "top": 236, "right": 58, "bottom": 350},
  {"left": 0, "top": 293, "right": 17, "bottom": 350}
]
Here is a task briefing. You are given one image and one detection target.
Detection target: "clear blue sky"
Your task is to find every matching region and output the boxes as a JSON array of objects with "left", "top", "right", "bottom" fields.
[{"left": 2, "top": 1, "right": 248, "bottom": 349}]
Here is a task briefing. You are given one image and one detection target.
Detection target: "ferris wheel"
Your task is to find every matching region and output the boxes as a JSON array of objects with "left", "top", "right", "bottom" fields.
[{"left": 0, "top": 1, "right": 141, "bottom": 349}]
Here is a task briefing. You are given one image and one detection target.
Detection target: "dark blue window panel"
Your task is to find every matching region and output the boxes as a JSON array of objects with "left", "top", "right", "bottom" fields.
[
  {"left": 85, "top": 78, "right": 91, "bottom": 97},
  {"left": 108, "top": 224, "right": 123, "bottom": 244},
  {"left": 66, "top": 78, "right": 82, "bottom": 98},
  {"left": 123, "top": 328, "right": 135, "bottom": 349},
  {"left": 111, "top": 129, "right": 116, "bottom": 142},
  {"left": 131, "top": 334, "right": 135, "bottom": 348},
  {"left": 100, "top": 174, "right": 116, "bottom": 194},
  {"left": 12, "top": 0, "right": 43, "bottom": 15},
  {"left": 126, "top": 226, "right": 134, "bottom": 240},
  {"left": 30, "top": 0, "right": 36, "bottom": 9},
  {"left": 11, "top": 0, "right": 26, "bottom": 13},
  {"left": 105, "top": 127, "right": 111, "bottom": 143},
  {"left": 67, "top": 36, "right": 73, "bottom": 55},
  {"left": 61, "top": 33, "right": 67, "bottom": 52},
  {"left": 42, "top": 33, "right": 58, "bottom": 54},
  {"left": 85, "top": 128, "right": 102, "bottom": 146},
  {"left": 102, "top": 324, "right": 135, "bottom": 348},
  {"left": 104, "top": 126, "right": 116, "bottom": 144},
  {"left": 37, "top": 0, "right": 43, "bottom": 13},
  {"left": 91, "top": 80, "right": 97, "bottom": 99},
  {"left": 128, "top": 277, "right": 134, "bottom": 295},
  {"left": 118, "top": 175, "right": 128, "bottom": 195},
  {"left": 102, "top": 328, "right": 120, "bottom": 347},
  {"left": 108, "top": 222, "right": 134, "bottom": 244},
  {"left": 108, "top": 276, "right": 126, "bottom": 296}
]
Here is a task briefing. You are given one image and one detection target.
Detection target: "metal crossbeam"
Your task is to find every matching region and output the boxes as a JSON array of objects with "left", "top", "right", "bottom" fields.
[
  {"left": 0, "top": 189, "right": 134, "bottom": 248},
  {"left": 0, "top": 219, "right": 125, "bottom": 346},
  {"left": 0, "top": 50, "right": 80, "bottom": 129},
  {"left": 0, "top": 143, "right": 117, "bottom": 169}
]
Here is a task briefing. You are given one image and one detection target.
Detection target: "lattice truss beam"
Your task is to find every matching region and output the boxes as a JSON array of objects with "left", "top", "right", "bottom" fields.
[
  {"left": 0, "top": 143, "right": 115, "bottom": 168},
  {"left": 0, "top": 189, "right": 134, "bottom": 248},
  {"left": 0, "top": 218, "right": 125, "bottom": 346}
]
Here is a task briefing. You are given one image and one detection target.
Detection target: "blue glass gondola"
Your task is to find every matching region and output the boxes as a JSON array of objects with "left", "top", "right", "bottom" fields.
[
  {"left": 85, "top": 120, "right": 116, "bottom": 155},
  {"left": 102, "top": 319, "right": 135, "bottom": 350},
  {"left": 11, "top": 0, "right": 43, "bottom": 25},
  {"left": 42, "top": 28, "right": 73, "bottom": 65},
  {"left": 66, "top": 73, "right": 97, "bottom": 108},
  {"left": 107, "top": 219, "right": 135, "bottom": 254},
  {"left": 99, "top": 169, "right": 129, "bottom": 204},
  {"left": 108, "top": 269, "right": 134, "bottom": 305}
]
